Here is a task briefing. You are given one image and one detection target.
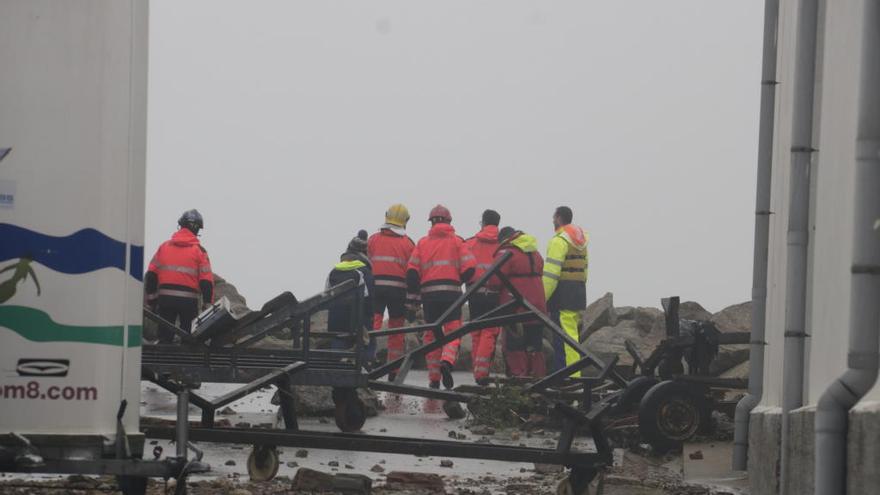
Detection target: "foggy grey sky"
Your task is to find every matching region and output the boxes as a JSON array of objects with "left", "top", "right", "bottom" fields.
[{"left": 146, "top": 1, "right": 763, "bottom": 312}]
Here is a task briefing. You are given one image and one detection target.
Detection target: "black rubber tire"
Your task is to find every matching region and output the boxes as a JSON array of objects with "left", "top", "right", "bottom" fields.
[
  {"left": 616, "top": 376, "right": 659, "bottom": 413},
  {"left": 117, "top": 475, "right": 148, "bottom": 495},
  {"left": 638, "top": 380, "right": 710, "bottom": 453},
  {"left": 247, "top": 444, "right": 280, "bottom": 482},
  {"left": 335, "top": 397, "right": 367, "bottom": 432}
]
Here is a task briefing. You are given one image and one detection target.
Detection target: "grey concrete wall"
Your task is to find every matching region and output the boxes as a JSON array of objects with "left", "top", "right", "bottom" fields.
[
  {"left": 784, "top": 406, "right": 815, "bottom": 495},
  {"left": 848, "top": 401, "right": 880, "bottom": 495},
  {"left": 749, "top": 406, "right": 782, "bottom": 495}
]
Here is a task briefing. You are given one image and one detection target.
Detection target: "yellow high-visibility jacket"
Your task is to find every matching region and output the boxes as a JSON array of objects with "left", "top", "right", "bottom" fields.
[{"left": 543, "top": 224, "right": 589, "bottom": 311}]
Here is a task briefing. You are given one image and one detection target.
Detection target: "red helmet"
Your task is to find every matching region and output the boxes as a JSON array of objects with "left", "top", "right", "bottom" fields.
[{"left": 428, "top": 204, "right": 452, "bottom": 223}]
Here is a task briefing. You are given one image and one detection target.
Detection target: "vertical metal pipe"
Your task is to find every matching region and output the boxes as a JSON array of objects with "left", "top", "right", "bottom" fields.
[
  {"left": 780, "top": 0, "right": 821, "bottom": 490},
  {"left": 176, "top": 389, "right": 189, "bottom": 460},
  {"left": 815, "top": 3, "right": 880, "bottom": 492},
  {"left": 733, "top": 0, "right": 780, "bottom": 470}
]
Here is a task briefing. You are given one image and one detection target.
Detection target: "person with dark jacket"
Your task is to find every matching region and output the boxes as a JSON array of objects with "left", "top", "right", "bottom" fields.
[
  {"left": 326, "top": 230, "right": 376, "bottom": 362},
  {"left": 145, "top": 209, "right": 213, "bottom": 342},
  {"left": 490, "top": 227, "right": 547, "bottom": 378}
]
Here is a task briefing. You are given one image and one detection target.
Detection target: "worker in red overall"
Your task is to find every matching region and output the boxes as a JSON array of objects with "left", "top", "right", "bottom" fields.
[
  {"left": 368, "top": 204, "right": 416, "bottom": 381},
  {"left": 490, "top": 227, "right": 547, "bottom": 378},
  {"left": 464, "top": 209, "right": 502, "bottom": 385},
  {"left": 145, "top": 209, "right": 214, "bottom": 342},
  {"left": 407, "top": 205, "right": 476, "bottom": 389}
]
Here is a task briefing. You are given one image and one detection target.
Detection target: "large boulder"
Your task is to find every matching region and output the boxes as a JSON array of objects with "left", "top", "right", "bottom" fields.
[
  {"left": 290, "top": 386, "right": 381, "bottom": 417},
  {"left": 710, "top": 346, "right": 751, "bottom": 375},
  {"left": 679, "top": 301, "right": 713, "bottom": 321},
  {"left": 579, "top": 292, "right": 617, "bottom": 341},
  {"left": 213, "top": 273, "right": 252, "bottom": 318},
  {"left": 710, "top": 301, "right": 752, "bottom": 375},
  {"left": 712, "top": 301, "right": 752, "bottom": 333},
  {"left": 720, "top": 359, "right": 750, "bottom": 380},
  {"left": 585, "top": 318, "right": 666, "bottom": 367}
]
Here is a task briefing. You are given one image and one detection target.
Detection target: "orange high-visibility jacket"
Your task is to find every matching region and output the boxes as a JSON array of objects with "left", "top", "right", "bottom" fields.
[
  {"left": 368, "top": 228, "right": 415, "bottom": 290},
  {"left": 147, "top": 229, "right": 213, "bottom": 299},
  {"left": 408, "top": 223, "right": 476, "bottom": 294}
]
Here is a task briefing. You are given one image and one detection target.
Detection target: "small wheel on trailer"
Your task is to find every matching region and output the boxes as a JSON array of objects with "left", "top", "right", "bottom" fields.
[
  {"left": 117, "top": 475, "right": 148, "bottom": 495},
  {"left": 555, "top": 467, "right": 598, "bottom": 495},
  {"left": 614, "top": 376, "right": 659, "bottom": 413},
  {"left": 637, "top": 380, "right": 711, "bottom": 453},
  {"left": 334, "top": 396, "right": 367, "bottom": 432},
  {"left": 247, "top": 444, "right": 280, "bottom": 481}
]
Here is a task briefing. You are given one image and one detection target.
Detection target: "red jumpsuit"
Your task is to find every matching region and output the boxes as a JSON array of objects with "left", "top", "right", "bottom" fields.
[
  {"left": 368, "top": 228, "right": 415, "bottom": 373},
  {"left": 464, "top": 225, "right": 501, "bottom": 382},
  {"left": 407, "top": 223, "right": 476, "bottom": 384},
  {"left": 490, "top": 231, "right": 547, "bottom": 378}
]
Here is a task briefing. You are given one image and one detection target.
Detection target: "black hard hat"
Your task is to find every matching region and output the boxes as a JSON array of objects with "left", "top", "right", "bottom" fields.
[
  {"left": 178, "top": 209, "right": 204, "bottom": 232},
  {"left": 498, "top": 226, "right": 517, "bottom": 243}
]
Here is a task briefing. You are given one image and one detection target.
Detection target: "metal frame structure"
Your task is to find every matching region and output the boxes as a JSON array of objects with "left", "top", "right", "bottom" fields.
[
  {"left": 367, "top": 251, "right": 628, "bottom": 402},
  {"left": 132, "top": 252, "right": 621, "bottom": 492}
]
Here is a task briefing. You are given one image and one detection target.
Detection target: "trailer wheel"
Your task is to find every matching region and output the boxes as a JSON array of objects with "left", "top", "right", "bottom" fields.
[
  {"left": 117, "top": 475, "right": 148, "bottom": 495},
  {"left": 556, "top": 467, "right": 598, "bottom": 495},
  {"left": 335, "top": 397, "right": 367, "bottom": 432},
  {"left": 247, "top": 445, "right": 280, "bottom": 481},
  {"left": 638, "top": 380, "right": 710, "bottom": 453},
  {"left": 615, "top": 376, "right": 658, "bottom": 413}
]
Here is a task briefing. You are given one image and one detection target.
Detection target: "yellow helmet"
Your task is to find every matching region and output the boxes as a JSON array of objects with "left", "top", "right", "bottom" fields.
[{"left": 385, "top": 203, "right": 410, "bottom": 228}]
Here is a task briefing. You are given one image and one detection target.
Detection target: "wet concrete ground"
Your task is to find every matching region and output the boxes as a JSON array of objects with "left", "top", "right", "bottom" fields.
[
  {"left": 1, "top": 370, "right": 748, "bottom": 494},
  {"left": 138, "top": 370, "right": 593, "bottom": 483}
]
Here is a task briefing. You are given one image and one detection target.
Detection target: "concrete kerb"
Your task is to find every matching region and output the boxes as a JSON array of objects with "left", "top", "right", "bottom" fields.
[
  {"left": 749, "top": 406, "right": 781, "bottom": 495},
  {"left": 848, "top": 401, "right": 880, "bottom": 495}
]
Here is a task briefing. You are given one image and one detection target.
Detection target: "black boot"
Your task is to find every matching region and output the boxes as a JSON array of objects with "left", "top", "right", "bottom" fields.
[
  {"left": 429, "top": 380, "right": 440, "bottom": 389},
  {"left": 440, "top": 361, "right": 454, "bottom": 390}
]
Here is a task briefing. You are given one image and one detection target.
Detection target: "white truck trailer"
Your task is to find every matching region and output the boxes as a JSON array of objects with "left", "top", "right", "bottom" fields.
[{"left": 0, "top": 2, "right": 192, "bottom": 493}]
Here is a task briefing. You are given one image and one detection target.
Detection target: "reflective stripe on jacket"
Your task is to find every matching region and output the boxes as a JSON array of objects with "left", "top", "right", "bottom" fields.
[
  {"left": 542, "top": 224, "right": 588, "bottom": 311},
  {"left": 464, "top": 225, "right": 499, "bottom": 290},
  {"left": 148, "top": 229, "right": 213, "bottom": 292},
  {"left": 407, "top": 223, "right": 476, "bottom": 293},
  {"left": 368, "top": 229, "right": 415, "bottom": 289}
]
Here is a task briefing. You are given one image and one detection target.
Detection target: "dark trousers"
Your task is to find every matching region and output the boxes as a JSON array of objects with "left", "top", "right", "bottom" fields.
[{"left": 157, "top": 295, "right": 199, "bottom": 343}]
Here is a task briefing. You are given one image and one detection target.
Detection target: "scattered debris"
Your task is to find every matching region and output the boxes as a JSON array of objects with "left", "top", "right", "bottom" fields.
[
  {"left": 467, "top": 385, "right": 537, "bottom": 428},
  {"left": 287, "top": 461, "right": 299, "bottom": 468},
  {"left": 219, "top": 406, "right": 236, "bottom": 415},
  {"left": 328, "top": 460, "right": 340, "bottom": 467},
  {"left": 443, "top": 400, "right": 466, "bottom": 419},
  {"left": 469, "top": 425, "right": 495, "bottom": 436},
  {"left": 440, "top": 459, "right": 454, "bottom": 468},
  {"left": 345, "top": 464, "right": 355, "bottom": 469},
  {"left": 533, "top": 463, "right": 563, "bottom": 474},
  {"left": 225, "top": 460, "right": 236, "bottom": 466},
  {"left": 295, "top": 449, "right": 309, "bottom": 458},
  {"left": 371, "top": 464, "right": 385, "bottom": 473},
  {"left": 689, "top": 450, "right": 704, "bottom": 460},
  {"left": 384, "top": 471, "right": 446, "bottom": 493},
  {"left": 235, "top": 422, "right": 251, "bottom": 428}
]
